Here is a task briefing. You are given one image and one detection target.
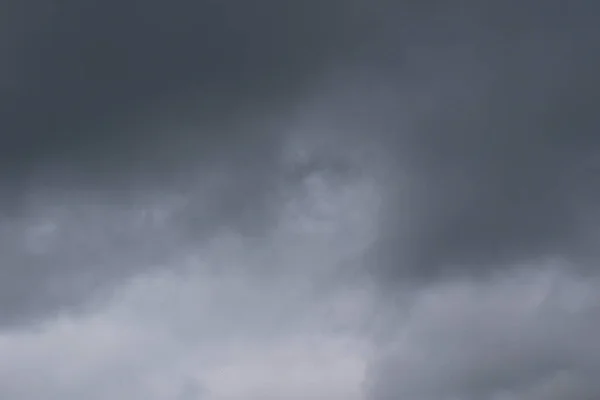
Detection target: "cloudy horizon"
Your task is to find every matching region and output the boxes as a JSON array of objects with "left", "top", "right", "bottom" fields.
[{"left": 1, "top": 1, "right": 600, "bottom": 399}]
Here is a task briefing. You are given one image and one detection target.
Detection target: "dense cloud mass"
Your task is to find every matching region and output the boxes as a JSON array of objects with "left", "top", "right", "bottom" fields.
[
  {"left": 368, "top": 266, "right": 600, "bottom": 400},
  {"left": 1, "top": 0, "right": 599, "bottom": 399}
]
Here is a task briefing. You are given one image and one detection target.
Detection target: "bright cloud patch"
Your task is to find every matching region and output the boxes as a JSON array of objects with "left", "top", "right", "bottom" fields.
[
  {"left": 368, "top": 265, "right": 600, "bottom": 400},
  {"left": 0, "top": 162, "right": 379, "bottom": 400}
]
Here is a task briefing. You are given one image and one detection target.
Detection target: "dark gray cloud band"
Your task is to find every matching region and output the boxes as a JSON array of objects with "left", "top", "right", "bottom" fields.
[
  {"left": 361, "top": 0, "right": 600, "bottom": 283},
  {"left": 0, "top": 0, "right": 374, "bottom": 327}
]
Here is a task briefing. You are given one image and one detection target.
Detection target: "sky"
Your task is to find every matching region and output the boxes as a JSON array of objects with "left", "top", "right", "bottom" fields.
[{"left": 1, "top": 1, "right": 600, "bottom": 399}]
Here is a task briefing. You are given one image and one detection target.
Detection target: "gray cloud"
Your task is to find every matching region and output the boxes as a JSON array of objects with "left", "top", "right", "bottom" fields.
[
  {"left": 359, "top": 0, "right": 600, "bottom": 282},
  {"left": 367, "top": 267, "right": 600, "bottom": 400},
  {"left": 2, "top": 1, "right": 600, "bottom": 399},
  {"left": 0, "top": 0, "right": 380, "bottom": 215},
  {"left": 0, "top": 0, "right": 376, "bottom": 327},
  {"left": 355, "top": 4, "right": 600, "bottom": 398},
  {"left": 0, "top": 168, "right": 377, "bottom": 399}
]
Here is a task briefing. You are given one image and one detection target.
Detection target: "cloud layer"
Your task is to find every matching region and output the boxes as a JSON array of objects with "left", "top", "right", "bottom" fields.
[{"left": 1, "top": 0, "right": 600, "bottom": 399}]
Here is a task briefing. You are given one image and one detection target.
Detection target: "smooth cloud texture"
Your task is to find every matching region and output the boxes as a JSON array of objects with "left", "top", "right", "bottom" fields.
[
  {"left": 368, "top": 266, "right": 600, "bottom": 400},
  {"left": 0, "top": 166, "right": 379, "bottom": 399},
  {"left": 0, "top": 0, "right": 380, "bottom": 327},
  {"left": 1, "top": 0, "right": 600, "bottom": 399}
]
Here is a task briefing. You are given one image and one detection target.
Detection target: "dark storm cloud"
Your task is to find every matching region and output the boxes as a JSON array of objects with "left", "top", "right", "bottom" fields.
[
  {"left": 360, "top": 0, "right": 600, "bottom": 282},
  {"left": 0, "top": 0, "right": 370, "bottom": 195},
  {"left": 357, "top": 2, "right": 600, "bottom": 399},
  {"left": 2, "top": 3, "right": 600, "bottom": 399},
  {"left": 0, "top": 0, "right": 377, "bottom": 327}
]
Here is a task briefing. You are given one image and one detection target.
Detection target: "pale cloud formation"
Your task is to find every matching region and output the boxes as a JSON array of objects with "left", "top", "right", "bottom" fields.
[
  {"left": 0, "top": 159, "right": 378, "bottom": 400},
  {"left": 368, "top": 265, "right": 600, "bottom": 400}
]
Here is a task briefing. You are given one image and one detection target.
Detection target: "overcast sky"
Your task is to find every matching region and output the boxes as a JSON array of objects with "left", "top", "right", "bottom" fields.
[{"left": 1, "top": 1, "right": 600, "bottom": 399}]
